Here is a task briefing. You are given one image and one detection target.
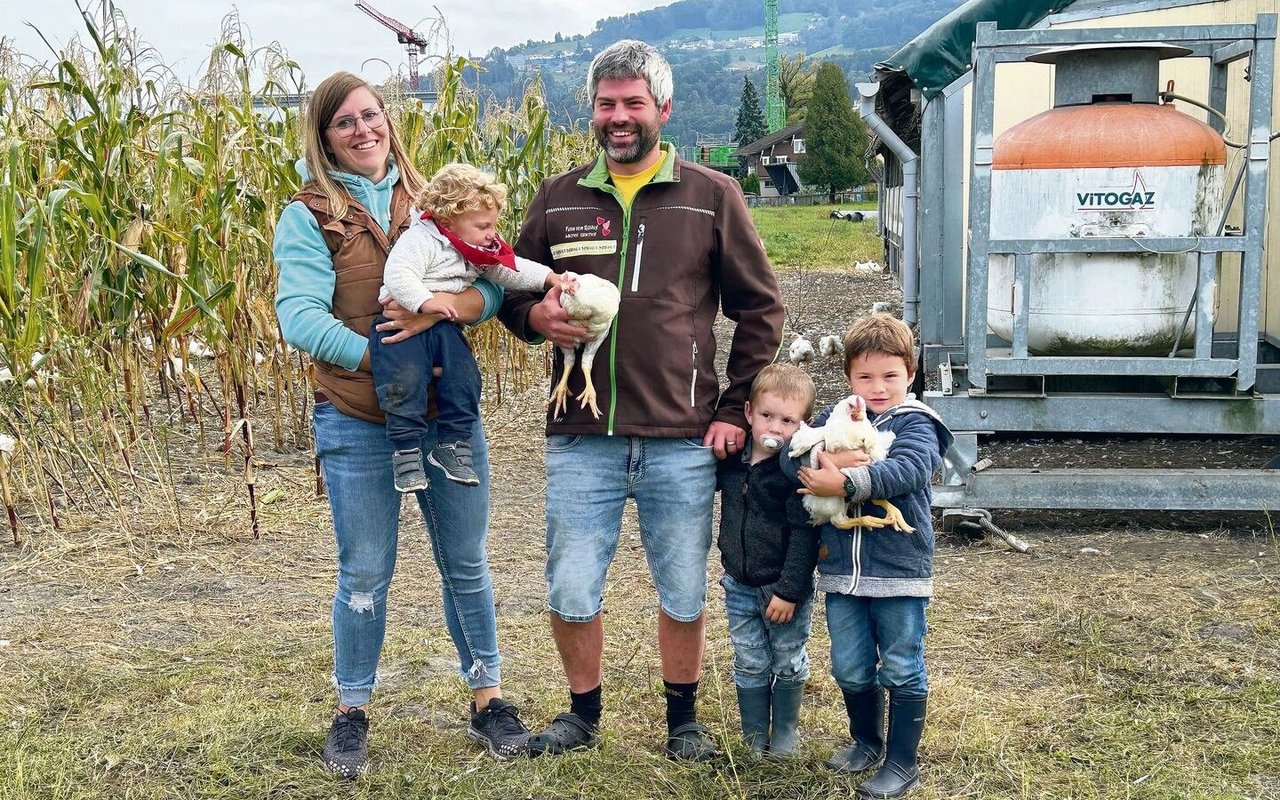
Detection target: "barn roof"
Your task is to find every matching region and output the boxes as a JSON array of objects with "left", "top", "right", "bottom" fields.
[
  {"left": 733, "top": 124, "right": 804, "bottom": 157},
  {"left": 875, "top": 0, "right": 1077, "bottom": 102}
]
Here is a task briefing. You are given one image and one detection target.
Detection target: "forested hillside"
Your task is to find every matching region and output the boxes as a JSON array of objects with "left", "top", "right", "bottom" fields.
[{"left": 463, "top": 0, "right": 963, "bottom": 145}]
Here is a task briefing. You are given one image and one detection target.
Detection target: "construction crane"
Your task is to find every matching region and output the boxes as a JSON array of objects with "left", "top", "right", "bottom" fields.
[
  {"left": 763, "top": 0, "right": 785, "bottom": 132},
  {"left": 354, "top": 1, "right": 430, "bottom": 90}
]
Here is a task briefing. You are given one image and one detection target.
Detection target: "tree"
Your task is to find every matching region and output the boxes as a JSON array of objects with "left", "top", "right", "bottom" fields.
[
  {"left": 799, "top": 61, "right": 870, "bottom": 202},
  {"left": 779, "top": 53, "right": 818, "bottom": 125},
  {"left": 733, "top": 76, "right": 768, "bottom": 173},
  {"left": 734, "top": 77, "right": 767, "bottom": 146}
]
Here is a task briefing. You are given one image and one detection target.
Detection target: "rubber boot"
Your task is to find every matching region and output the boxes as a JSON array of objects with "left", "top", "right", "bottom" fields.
[
  {"left": 735, "top": 684, "right": 772, "bottom": 753},
  {"left": 856, "top": 693, "right": 926, "bottom": 799},
  {"left": 767, "top": 679, "right": 805, "bottom": 757},
  {"left": 826, "top": 686, "right": 885, "bottom": 773}
]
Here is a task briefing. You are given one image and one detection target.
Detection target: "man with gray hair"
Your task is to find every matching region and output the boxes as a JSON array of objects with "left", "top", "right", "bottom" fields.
[{"left": 500, "top": 39, "right": 784, "bottom": 760}]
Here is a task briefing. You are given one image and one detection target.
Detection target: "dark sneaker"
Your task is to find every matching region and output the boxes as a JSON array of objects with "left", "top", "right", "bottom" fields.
[
  {"left": 322, "top": 707, "right": 369, "bottom": 779},
  {"left": 664, "top": 721, "right": 721, "bottom": 762},
  {"left": 427, "top": 442, "right": 480, "bottom": 486},
  {"left": 468, "top": 698, "right": 529, "bottom": 760},
  {"left": 392, "top": 449, "right": 429, "bottom": 493},
  {"left": 527, "top": 712, "right": 599, "bottom": 757}
]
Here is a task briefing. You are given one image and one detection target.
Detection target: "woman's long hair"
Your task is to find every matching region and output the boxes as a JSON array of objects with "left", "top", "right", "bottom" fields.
[{"left": 301, "top": 71, "right": 426, "bottom": 217}]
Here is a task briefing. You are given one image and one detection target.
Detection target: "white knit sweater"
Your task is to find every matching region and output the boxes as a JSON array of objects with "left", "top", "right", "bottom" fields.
[{"left": 381, "top": 213, "right": 553, "bottom": 312}]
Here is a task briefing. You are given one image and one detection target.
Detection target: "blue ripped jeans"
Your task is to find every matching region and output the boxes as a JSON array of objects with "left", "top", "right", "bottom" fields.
[{"left": 313, "top": 400, "right": 500, "bottom": 708}]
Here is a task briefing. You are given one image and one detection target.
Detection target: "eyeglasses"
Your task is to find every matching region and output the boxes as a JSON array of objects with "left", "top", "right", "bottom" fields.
[{"left": 327, "top": 108, "right": 386, "bottom": 137}]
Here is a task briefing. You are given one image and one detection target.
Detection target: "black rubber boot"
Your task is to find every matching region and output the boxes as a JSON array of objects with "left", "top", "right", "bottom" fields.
[
  {"left": 856, "top": 693, "right": 926, "bottom": 799},
  {"left": 735, "top": 684, "right": 771, "bottom": 753},
  {"left": 826, "top": 686, "right": 885, "bottom": 773},
  {"left": 767, "top": 679, "right": 805, "bottom": 757}
]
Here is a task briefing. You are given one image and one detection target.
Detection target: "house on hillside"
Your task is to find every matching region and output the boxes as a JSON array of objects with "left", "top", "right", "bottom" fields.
[{"left": 734, "top": 124, "right": 805, "bottom": 196}]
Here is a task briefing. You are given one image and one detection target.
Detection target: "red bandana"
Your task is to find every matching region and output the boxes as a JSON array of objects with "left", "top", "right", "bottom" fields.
[{"left": 421, "top": 210, "right": 517, "bottom": 271}]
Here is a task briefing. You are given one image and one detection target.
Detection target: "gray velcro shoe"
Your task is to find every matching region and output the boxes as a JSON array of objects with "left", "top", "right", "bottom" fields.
[
  {"left": 427, "top": 441, "right": 480, "bottom": 486},
  {"left": 392, "top": 449, "right": 429, "bottom": 493}
]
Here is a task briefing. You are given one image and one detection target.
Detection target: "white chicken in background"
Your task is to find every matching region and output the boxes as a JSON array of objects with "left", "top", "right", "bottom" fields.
[
  {"left": 818, "top": 334, "right": 843, "bottom": 360},
  {"left": 787, "top": 333, "right": 814, "bottom": 365},
  {"left": 187, "top": 339, "right": 216, "bottom": 359},
  {"left": 854, "top": 260, "right": 881, "bottom": 273},
  {"left": 550, "top": 272, "right": 621, "bottom": 419},
  {"left": 789, "top": 394, "right": 915, "bottom": 532}
]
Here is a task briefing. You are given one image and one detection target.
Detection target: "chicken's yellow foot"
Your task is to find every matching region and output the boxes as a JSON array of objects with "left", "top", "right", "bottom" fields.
[
  {"left": 576, "top": 369, "right": 602, "bottom": 419},
  {"left": 872, "top": 499, "right": 916, "bottom": 533},
  {"left": 840, "top": 514, "right": 892, "bottom": 530},
  {"left": 549, "top": 368, "right": 573, "bottom": 419}
]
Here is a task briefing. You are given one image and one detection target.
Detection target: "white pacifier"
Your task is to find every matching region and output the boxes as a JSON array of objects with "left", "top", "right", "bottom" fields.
[{"left": 760, "top": 435, "right": 784, "bottom": 452}]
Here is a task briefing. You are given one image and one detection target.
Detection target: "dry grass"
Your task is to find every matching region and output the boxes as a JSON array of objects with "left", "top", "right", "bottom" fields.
[{"left": 2, "top": 381, "right": 1277, "bottom": 799}]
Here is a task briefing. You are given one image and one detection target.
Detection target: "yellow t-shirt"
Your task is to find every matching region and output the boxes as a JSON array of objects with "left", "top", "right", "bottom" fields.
[{"left": 610, "top": 159, "right": 664, "bottom": 207}]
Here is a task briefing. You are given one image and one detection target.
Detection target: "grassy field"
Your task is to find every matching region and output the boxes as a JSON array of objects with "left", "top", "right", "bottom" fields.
[
  {"left": 751, "top": 203, "right": 883, "bottom": 272},
  {"left": 3, "top": 374, "right": 1276, "bottom": 800}
]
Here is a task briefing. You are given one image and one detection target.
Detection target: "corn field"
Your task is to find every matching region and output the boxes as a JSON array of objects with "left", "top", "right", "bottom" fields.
[{"left": 0, "top": 2, "right": 593, "bottom": 543}]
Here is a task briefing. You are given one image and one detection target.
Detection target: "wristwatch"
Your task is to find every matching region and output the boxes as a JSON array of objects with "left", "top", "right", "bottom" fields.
[{"left": 843, "top": 475, "right": 856, "bottom": 499}]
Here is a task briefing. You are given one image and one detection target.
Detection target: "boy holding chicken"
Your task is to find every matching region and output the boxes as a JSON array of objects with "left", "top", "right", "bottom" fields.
[
  {"left": 784, "top": 314, "right": 952, "bottom": 799},
  {"left": 715, "top": 364, "right": 818, "bottom": 757},
  {"left": 372, "top": 163, "right": 568, "bottom": 490}
]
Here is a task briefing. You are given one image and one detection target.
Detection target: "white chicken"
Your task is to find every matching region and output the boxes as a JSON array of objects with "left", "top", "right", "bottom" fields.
[
  {"left": 818, "top": 334, "right": 843, "bottom": 360},
  {"left": 788, "top": 394, "right": 915, "bottom": 532},
  {"left": 854, "top": 260, "right": 881, "bottom": 273},
  {"left": 787, "top": 333, "right": 814, "bottom": 365},
  {"left": 550, "top": 272, "right": 621, "bottom": 420}
]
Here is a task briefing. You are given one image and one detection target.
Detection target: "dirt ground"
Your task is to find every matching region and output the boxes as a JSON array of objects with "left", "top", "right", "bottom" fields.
[{"left": 0, "top": 269, "right": 1276, "bottom": 798}]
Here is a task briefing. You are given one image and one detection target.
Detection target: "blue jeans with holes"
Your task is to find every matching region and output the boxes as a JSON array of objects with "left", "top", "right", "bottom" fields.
[
  {"left": 544, "top": 434, "right": 717, "bottom": 623},
  {"left": 313, "top": 400, "right": 500, "bottom": 708},
  {"left": 370, "top": 316, "right": 481, "bottom": 448},
  {"left": 721, "top": 574, "right": 813, "bottom": 689},
  {"left": 825, "top": 593, "right": 929, "bottom": 697}
]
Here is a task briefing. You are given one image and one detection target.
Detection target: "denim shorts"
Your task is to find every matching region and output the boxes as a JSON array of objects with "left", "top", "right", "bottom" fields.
[{"left": 545, "top": 434, "right": 717, "bottom": 623}]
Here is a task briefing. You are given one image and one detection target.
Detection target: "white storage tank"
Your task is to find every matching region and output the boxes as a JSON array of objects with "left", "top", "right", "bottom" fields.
[{"left": 988, "top": 44, "right": 1227, "bottom": 355}]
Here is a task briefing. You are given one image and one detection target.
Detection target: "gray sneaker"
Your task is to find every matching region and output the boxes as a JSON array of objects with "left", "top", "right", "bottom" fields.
[
  {"left": 392, "top": 449, "right": 429, "bottom": 493},
  {"left": 427, "top": 441, "right": 480, "bottom": 486},
  {"left": 322, "top": 707, "right": 369, "bottom": 779}
]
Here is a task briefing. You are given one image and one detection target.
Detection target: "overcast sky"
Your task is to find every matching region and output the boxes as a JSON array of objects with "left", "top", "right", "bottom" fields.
[{"left": 1, "top": 0, "right": 672, "bottom": 85}]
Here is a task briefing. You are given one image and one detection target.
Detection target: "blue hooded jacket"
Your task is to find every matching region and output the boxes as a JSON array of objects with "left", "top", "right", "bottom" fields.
[{"left": 781, "top": 396, "right": 953, "bottom": 598}]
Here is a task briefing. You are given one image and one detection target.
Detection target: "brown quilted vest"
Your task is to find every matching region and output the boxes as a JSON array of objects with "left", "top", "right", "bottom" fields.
[{"left": 293, "top": 182, "right": 413, "bottom": 423}]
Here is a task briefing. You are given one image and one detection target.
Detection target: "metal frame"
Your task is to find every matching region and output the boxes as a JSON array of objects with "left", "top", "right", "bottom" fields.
[
  {"left": 1047, "top": 0, "right": 1230, "bottom": 26},
  {"left": 910, "top": 13, "right": 1280, "bottom": 510},
  {"left": 963, "top": 19, "right": 1275, "bottom": 394}
]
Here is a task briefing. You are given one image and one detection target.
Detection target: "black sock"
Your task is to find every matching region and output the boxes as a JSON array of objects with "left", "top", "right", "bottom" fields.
[
  {"left": 663, "top": 680, "right": 699, "bottom": 732},
  {"left": 570, "top": 684, "right": 602, "bottom": 729}
]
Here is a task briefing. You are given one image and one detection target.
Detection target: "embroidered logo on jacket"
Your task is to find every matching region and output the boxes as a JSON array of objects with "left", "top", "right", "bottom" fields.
[{"left": 562, "top": 218, "right": 612, "bottom": 241}]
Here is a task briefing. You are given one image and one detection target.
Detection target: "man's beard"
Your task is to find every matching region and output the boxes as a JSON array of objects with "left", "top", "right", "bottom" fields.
[{"left": 594, "top": 122, "right": 661, "bottom": 164}]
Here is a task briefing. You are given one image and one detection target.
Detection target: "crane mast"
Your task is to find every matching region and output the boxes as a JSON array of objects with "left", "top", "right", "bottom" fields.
[
  {"left": 354, "top": 1, "right": 430, "bottom": 90},
  {"left": 764, "top": 0, "right": 785, "bottom": 132}
]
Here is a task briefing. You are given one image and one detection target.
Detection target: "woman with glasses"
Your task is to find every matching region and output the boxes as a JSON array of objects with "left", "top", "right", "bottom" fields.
[{"left": 273, "top": 70, "right": 529, "bottom": 779}]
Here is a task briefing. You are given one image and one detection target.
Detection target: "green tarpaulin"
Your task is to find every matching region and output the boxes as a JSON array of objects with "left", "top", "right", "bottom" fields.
[{"left": 876, "top": 0, "right": 1078, "bottom": 100}]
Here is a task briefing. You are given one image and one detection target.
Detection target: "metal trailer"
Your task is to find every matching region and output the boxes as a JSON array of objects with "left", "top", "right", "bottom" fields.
[{"left": 863, "top": 14, "right": 1280, "bottom": 512}]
